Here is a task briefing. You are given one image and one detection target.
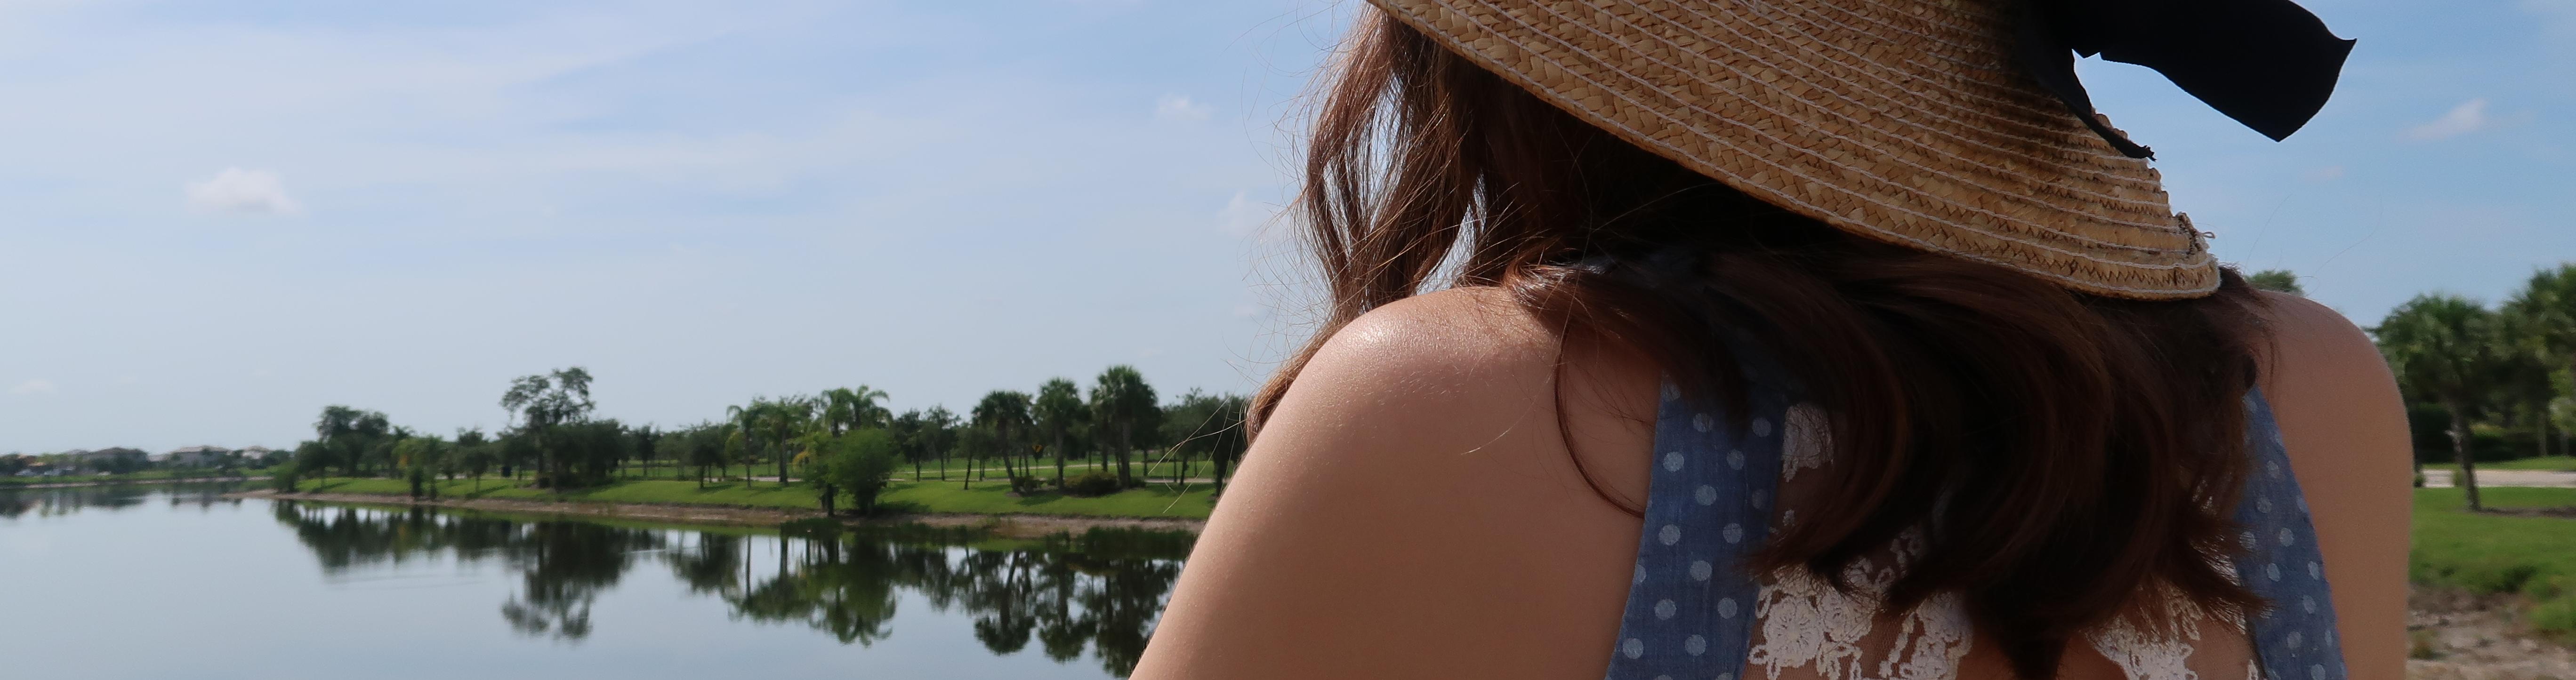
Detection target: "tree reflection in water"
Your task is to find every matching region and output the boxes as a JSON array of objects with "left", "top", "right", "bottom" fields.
[
  {"left": 268, "top": 502, "right": 1188, "bottom": 677},
  {"left": 0, "top": 482, "right": 245, "bottom": 520}
]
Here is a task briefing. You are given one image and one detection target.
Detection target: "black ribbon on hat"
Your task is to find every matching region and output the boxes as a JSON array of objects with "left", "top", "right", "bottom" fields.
[{"left": 2012, "top": 0, "right": 2356, "bottom": 159}]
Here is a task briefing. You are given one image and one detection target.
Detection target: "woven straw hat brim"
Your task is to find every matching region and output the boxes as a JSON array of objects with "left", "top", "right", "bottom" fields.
[{"left": 1367, "top": 0, "right": 2221, "bottom": 299}]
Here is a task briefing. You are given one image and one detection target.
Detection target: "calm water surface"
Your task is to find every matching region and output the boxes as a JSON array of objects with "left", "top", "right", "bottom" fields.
[{"left": 0, "top": 483, "right": 1186, "bottom": 680}]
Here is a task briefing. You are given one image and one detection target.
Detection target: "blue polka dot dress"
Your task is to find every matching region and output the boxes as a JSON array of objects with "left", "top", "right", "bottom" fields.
[{"left": 1602, "top": 383, "right": 2346, "bottom": 680}]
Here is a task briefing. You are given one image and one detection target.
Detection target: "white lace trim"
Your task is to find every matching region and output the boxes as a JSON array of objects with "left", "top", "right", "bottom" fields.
[
  {"left": 1747, "top": 531, "right": 1972, "bottom": 680},
  {"left": 1780, "top": 403, "right": 1831, "bottom": 481},
  {"left": 1741, "top": 406, "right": 2249, "bottom": 680},
  {"left": 2086, "top": 591, "right": 2212, "bottom": 680}
]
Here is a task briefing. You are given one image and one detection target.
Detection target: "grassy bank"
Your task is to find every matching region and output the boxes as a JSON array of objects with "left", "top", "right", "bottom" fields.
[
  {"left": 603, "top": 457, "right": 1233, "bottom": 483},
  {"left": 2413, "top": 487, "right": 2576, "bottom": 637},
  {"left": 290, "top": 476, "right": 1215, "bottom": 520}
]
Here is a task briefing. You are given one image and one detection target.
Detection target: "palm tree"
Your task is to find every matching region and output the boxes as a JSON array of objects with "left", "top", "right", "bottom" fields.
[
  {"left": 924, "top": 406, "right": 959, "bottom": 481},
  {"left": 2488, "top": 310, "right": 2557, "bottom": 459},
  {"left": 1088, "top": 366, "right": 1160, "bottom": 488},
  {"left": 1034, "top": 378, "right": 1086, "bottom": 488},
  {"left": 762, "top": 398, "right": 817, "bottom": 487},
  {"left": 724, "top": 403, "right": 757, "bottom": 484},
  {"left": 821, "top": 386, "right": 892, "bottom": 436},
  {"left": 2504, "top": 264, "right": 2576, "bottom": 456},
  {"left": 2376, "top": 294, "right": 2508, "bottom": 511},
  {"left": 972, "top": 391, "right": 1036, "bottom": 489},
  {"left": 891, "top": 409, "right": 927, "bottom": 480}
]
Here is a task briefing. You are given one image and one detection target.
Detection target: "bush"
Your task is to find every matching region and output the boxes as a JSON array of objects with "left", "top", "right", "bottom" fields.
[
  {"left": 1009, "top": 475, "right": 1049, "bottom": 495},
  {"left": 2405, "top": 403, "right": 2549, "bottom": 464},
  {"left": 1065, "top": 471, "right": 1122, "bottom": 497},
  {"left": 823, "top": 430, "right": 899, "bottom": 516}
]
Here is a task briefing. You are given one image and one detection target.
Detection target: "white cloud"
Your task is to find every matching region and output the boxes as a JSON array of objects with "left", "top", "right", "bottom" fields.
[
  {"left": 10, "top": 378, "right": 56, "bottom": 395},
  {"left": 1218, "top": 190, "right": 1279, "bottom": 237},
  {"left": 1154, "top": 94, "right": 1214, "bottom": 122},
  {"left": 185, "top": 167, "right": 302, "bottom": 215},
  {"left": 2407, "top": 98, "right": 2490, "bottom": 141}
]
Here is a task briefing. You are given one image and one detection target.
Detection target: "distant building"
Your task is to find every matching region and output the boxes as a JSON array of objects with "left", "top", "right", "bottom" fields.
[{"left": 164, "top": 446, "right": 234, "bottom": 468}]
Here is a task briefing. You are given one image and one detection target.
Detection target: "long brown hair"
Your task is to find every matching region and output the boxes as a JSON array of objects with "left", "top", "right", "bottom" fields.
[{"left": 1253, "top": 14, "right": 2274, "bottom": 679}]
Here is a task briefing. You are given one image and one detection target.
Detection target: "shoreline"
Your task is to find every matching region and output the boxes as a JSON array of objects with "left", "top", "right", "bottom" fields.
[
  {"left": 4, "top": 475, "right": 269, "bottom": 490},
  {"left": 225, "top": 488, "right": 1205, "bottom": 537}
]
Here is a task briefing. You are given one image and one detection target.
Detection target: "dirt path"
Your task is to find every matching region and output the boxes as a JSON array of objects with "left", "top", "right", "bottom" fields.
[
  {"left": 2421, "top": 470, "right": 2576, "bottom": 489},
  {"left": 2411, "top": 588, "right": 2576, "bottom": 680},
  {"left": 225, "top": 488, "right": 1203, "bottom": 537}
]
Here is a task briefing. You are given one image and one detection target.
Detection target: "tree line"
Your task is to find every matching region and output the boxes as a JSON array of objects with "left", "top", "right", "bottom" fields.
[
  {"left": 275, "top": 365, "right": 1252, "bottom": 516},
  {"left": 267, "top": 502, "right": 1186, "bottom": 677},
  {"left": 2373, "top": 264, "right": 2576, "bottom": 512}
]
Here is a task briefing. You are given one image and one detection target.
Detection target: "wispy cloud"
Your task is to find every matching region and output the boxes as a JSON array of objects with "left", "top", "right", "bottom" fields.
[
  {"left": 10, "top": 379, "right": 56, "bottom": 395},
  {"left": 2407, "top": 98, "right": 2490, "bottom": 141},
  {"left": 185, "top": 168, "right": 301, "bottom": 215},
  {"left": 1219, "top": 190, "right": 1280, "bottom": 238},
  {"left": 2303, "top": 165, "right": 2346, "bottom": 182},
  {"left": 1154, "top": 94, "right": 1214, "bottom": 122}
]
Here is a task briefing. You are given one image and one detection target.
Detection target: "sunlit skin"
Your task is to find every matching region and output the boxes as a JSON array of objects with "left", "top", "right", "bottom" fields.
[{"left": 1133, "top": 288, "right": 2409, "bottom": 680}]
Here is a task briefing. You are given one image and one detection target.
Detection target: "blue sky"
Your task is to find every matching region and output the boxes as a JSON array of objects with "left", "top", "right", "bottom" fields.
[{"left": 0, "top": 0, "right": 2565, "bottom": 453}]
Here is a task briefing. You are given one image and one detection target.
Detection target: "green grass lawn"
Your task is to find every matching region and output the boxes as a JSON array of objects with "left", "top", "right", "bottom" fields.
[
  {"left": 2413, "top": 487, "right": 2576, "bottom": 636},
  {"left": 291, "top": 476, "right": 1214, "bottom": 520}
]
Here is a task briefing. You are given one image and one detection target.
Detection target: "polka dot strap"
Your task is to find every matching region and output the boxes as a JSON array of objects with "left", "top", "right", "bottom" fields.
[
  {"left": 2236, "top": 389, "right": 2349, "bottom": 680},
  {"left": 1602, "top": 379, "right": 1787, "bottom": 680},
  {"left": 1602, "top": 385, "right": 2347, "bottom": 680}
]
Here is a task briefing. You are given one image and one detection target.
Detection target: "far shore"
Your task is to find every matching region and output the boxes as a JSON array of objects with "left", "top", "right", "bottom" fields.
[
  {"left": 4, "top": 475, "right": 271, "bottom": 490},
  {"left": 225, "top": 488, "right": 1205, "bottom": 537}
]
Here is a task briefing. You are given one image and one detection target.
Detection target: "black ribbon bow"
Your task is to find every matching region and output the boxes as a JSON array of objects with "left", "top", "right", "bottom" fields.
[{"left": 2012, "top": 0, "right": 2356, "bottom": 159}]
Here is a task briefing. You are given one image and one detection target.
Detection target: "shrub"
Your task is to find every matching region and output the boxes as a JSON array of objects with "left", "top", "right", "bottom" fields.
[
  {"left": 1066, "top": 471, "right": 1122, "bottom": 497},
  {"left": 824, "top": 429, "right": 899, "bottom": 516}
]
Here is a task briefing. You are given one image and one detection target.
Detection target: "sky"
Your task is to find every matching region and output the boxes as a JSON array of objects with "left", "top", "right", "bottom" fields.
[{"left": 0, "top": 0, "right": 2566, "bottom": 453}]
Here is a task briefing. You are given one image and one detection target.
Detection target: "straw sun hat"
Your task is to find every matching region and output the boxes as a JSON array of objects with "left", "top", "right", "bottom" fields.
[{"left": 1364, "top": 0, "right": 2353, "bottom": 299}]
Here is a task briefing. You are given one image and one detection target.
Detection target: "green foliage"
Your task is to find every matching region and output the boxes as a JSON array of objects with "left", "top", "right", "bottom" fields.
[
  {"left": 972, "top": 389, "right": 1036, "bottom": 482},
  {"left": 2246, "top": 269, "right": 2305, "bottom": 296},
  {"left": 1034, "top": 378, "right": 1087, "bottom": 474},
  {"left": 456, "top": 428, "right": 496, "bottom": 485},
  {"left": 820, "top": 386, "right": 892, "bottom": 434},
  {"left": 499, "top": 368, "right": 596, "bottom": 432},
  {"left": 822, "top": 429, "right": 901, "bottom": 516},
  {"left": 1090, "top": 365, "right": 1161, "bottom": 486},
  {"left": 1161, "top": 389, "right": 1251, "bottom": 490},
  {"left": 254, "top": 366, "right": 1246, "bottom": 520},
  {"left": 1065, "top": 471, "right": 1122, "bottom": 497},
  {"left": 291, "top": 477, "right": 1216, "bottom": 519},
  {"left": 2378, "top": 293, "right": 2512, "bottom": 509}
]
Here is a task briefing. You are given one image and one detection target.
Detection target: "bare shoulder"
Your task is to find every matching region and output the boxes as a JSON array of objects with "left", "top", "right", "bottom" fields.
[
  {"left": 2254, "top": 290, "right": 2396, "bottom": 404},
  {"left": 1305, "top": 285, "right": 1561, "bottom": 393},
  {"left": 2248, "top": 290, "right": 2412, "bottom": 680},
  {"left": 1132, "top": 287, "right": 1651, "bottom": 680}
]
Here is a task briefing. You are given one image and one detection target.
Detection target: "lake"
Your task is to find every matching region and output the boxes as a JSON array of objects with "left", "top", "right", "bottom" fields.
[{"left": 0, "top": 483, "right": 1187, "bottom": 680}]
